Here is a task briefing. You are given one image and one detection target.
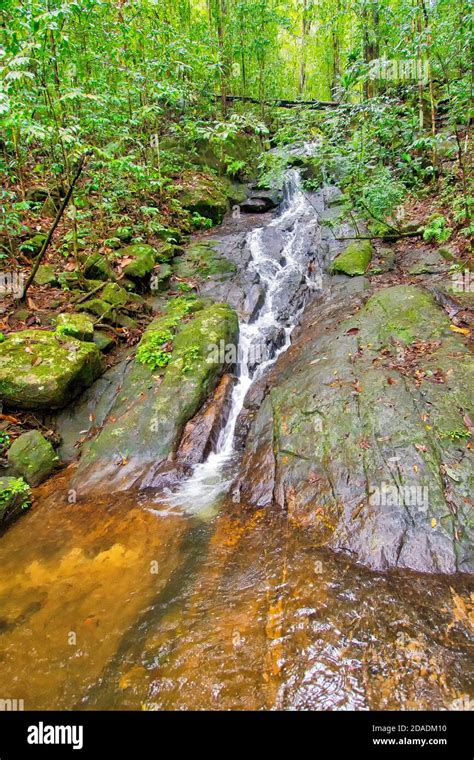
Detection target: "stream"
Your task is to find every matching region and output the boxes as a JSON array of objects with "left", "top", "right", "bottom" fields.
[
  {"left": 165, "top": 169, "right": 321, "bottom": 512},
  {"left": 0, "top": 169, "right": 472, "bottom": 711}
]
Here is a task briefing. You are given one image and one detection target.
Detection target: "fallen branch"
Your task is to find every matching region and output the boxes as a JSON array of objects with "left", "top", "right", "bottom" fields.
[
  {"left": 335, "top": 231, "right": 423, "bottom": 241},
  {"left": 18, "top": 150, "right": 92, "bottom": 302},
  {"left": 73, "top": 281, "right": 106, "bottom": 304},
  {"left": 212, "top": 93, "right": 350, "bottom": 109}
]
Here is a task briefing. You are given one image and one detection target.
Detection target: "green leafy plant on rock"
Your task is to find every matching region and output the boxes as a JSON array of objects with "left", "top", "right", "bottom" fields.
[{"left": 136, "top": 329, "right": 174, "bottom": 371}]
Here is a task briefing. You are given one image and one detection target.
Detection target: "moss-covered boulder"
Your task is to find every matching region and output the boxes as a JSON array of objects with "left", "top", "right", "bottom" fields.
[
  {"left": 0, "top": 476, "right": 31, "bottom": 522},
  {"left": 34, "top": 264, "right": 57, "bottom": 287},
  {"left": 0, "top": 330, "right": 104, "bottom": 409},
  {"left": 101, "top": 282, "right": 128, "bottom": 307},
  {"left": 76, "top": 283, "right": 147, "bottom": 326},
  {"left": 177, "top": 171, "right": 229, "bottom": 224},
  {"left": 74, "top": 299, "right": 238, "bottom": 492},
  {"left": 237, "top": 285, "right": 474, "bottom": 574},
  {"left": 83, "top": 252, "right": 114, "bottom": 281},
  {"left": 121, "top": 244, "right": 156, "bottom": 280},
  {"left": 7, "top": 430, "right": 59, "bottom": 486},
  {"left": 56, "top": 312, "right": 94, "bottom": 342},
  {"left": 330, "top": 240, "right": 373, "bottom": 276}
]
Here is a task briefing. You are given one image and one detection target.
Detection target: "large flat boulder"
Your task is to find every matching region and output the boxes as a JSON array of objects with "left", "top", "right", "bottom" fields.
[
  {"left": 235, "top": 285, "right": 474, "bottom": 574},
  {"left": 73, "top": 299, "right": 238, "bottom": 492},
  {"left": 0, "top": 330, "right": 104, "bottom": 410}
]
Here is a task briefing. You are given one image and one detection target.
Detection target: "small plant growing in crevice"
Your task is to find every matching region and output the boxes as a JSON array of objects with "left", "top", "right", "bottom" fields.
[{"left": 136, "top": 329, "right": 174, "bottom": 371}]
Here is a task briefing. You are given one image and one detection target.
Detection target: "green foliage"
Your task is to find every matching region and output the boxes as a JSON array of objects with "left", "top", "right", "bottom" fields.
[
  {"left": 422, "top": 214, "right": 452, "bottom": 243},
  {"left": 0, "top": 431, "right": 11, "bottom": 456},
  {"left": 136, "top": 329, "right": 174, "bottom": 371},
  {"left": 180, "top": 346, "right": 201, "bottom": 373},
  {"left": 0, "top": 476, "right": 31, "bottom": 517},
  {"left": 190, "top": 212, "right": 213, "bottom": 229}
]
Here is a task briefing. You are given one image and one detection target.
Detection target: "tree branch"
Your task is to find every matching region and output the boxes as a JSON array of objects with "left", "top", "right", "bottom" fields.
[{"left": 18, "top": 150, "right": 92, "bottom": 302}]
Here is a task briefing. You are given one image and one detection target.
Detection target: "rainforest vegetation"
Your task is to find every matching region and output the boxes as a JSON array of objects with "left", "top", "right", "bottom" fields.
[{"left": 0, "top": 0, "right": 472, "bottom": 715}]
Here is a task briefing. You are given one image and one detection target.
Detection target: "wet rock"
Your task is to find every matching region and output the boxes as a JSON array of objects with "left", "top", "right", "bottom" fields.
[
  {"left": 56, "top": 312, "right": 94, "bottom": 342},
  {"left": 330, "top": 240, "right": 373, "bottom": 276},
  {"left": 7, "top": 430, "right": 59, "bottom": 487},
  {"left": 0, "top": 476, "right": 31, "bottom": 522},
  {"left": 242, "top": 283, "right": 265, "bottom": 321},
  {"left": 73, "top": 301, "right": 238, "bottom": 492},
  {"left": 92, "top": 330, "right": 115, "bottom": 352},
  {"left": 404, "top": 248, "right": 450, "bottom": 276},
  {"left": 47, "top": 353, "right": 132, "bottom": 463},
  {"left": 0, "top": 329, "right": 104, "bottom": 409},
  {"left": 176, "top": 373, "right": 236, "bottom": 472},
  {"left": 238, "top": 285, "right": 474, "bottom": 574},
  {"left": 240, "top": 197, "right": 276, "bottom": 213}
]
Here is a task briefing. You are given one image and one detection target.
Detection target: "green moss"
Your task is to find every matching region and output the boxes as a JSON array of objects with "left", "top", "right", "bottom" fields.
[
  {"left": 56, "top": 312, "right": 94, "bottom": 342},
  {"left": 173, "top": 241, "right": 236, "bottom": 280},
  {"left": 177, "top": 171, "right": 229, "bottom": 224},
  {"left": 102, "top": 282, "right": 128, "bottom": 307},
  {"left": 34, "top": 264, "right": 57, "bottom": 287},
  {"left": 330, "top": 240, "right": 373, "bottom": 276},
  {"left": 0, "top": 329, "right": 104, "bottom": 409},
  {"left": 121, "top": 244, "right": 156, "bottom": 280},
  {"left": 7, "top": 430, "right": 59, "bottom": 486}
]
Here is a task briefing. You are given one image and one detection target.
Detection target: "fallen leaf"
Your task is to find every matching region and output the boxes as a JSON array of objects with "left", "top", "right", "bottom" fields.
[{"left": 450, "top": 324, "right": 470, "bottom": 336}]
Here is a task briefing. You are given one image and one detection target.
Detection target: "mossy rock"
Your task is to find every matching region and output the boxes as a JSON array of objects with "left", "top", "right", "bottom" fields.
[
  {"left": 34, "top": 264, "right": 58, "bottom": 287},
  {"left": 19, "top": 234, "right": 47, "bottom": 258},
  {"left": 154, "top": 241, "right": 175, "bottom": 263},
  {"left": 83, "top": 253, "right": 114, "bottom": 281},
  {"left": 0, "top": 329, "right": 104, "bottom": 409},
  {"left": 57, "top": 272, "right": 103, "bottom": 292},
  {"left": 102, "top": 282, "right": 128, "bottom": 307},
  {"left": 173, "top": 241, "right": 236, "bottom": 280},
  {"left": 93, "top": 330, "right": 115, "bottom": 352},
  {"left": 121, "top": 244, "right": 156, "bottom": 280},
  {"left": 74, "top": 301, "right": 238, "bottom": 492},
  {"left": 330, "top": 240, "right": 373, "bottom": 276},
  {"left": 7, "top": 430, "right": 59, "bottom": 487},
  {"left": 77, "top": 298, "right": 116, "bottom": 322},
  {"left": 56, "top": 312, "right": 94, "bottom": 342},
  {"left": 240, "top": 284, "right": 474, "bottom": 573},
  {"left": 177, "top": 171, "right": 229, "bottom": 225},
  {"left": 0, "top": 476, "right": 31, "bottom": 522}
]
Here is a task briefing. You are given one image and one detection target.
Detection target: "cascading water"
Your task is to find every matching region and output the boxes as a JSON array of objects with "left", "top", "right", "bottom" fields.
[{"left": 162, "top": 168, "right": 323, "bottom": 512}]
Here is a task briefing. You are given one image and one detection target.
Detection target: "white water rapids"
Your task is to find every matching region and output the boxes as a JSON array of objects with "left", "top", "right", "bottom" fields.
[{"left": 161, "top": 169, "right": 322, "bottom": 513}]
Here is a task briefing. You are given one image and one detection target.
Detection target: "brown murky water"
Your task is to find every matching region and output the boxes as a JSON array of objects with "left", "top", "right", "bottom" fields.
[{"left": 0, "top": 472, "right": 472, "bottom": 711}]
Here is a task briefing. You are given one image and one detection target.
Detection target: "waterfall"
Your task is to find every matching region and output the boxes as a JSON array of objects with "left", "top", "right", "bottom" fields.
[{"left": 161, "top": 168, "right": 322, "bottom": 512}]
